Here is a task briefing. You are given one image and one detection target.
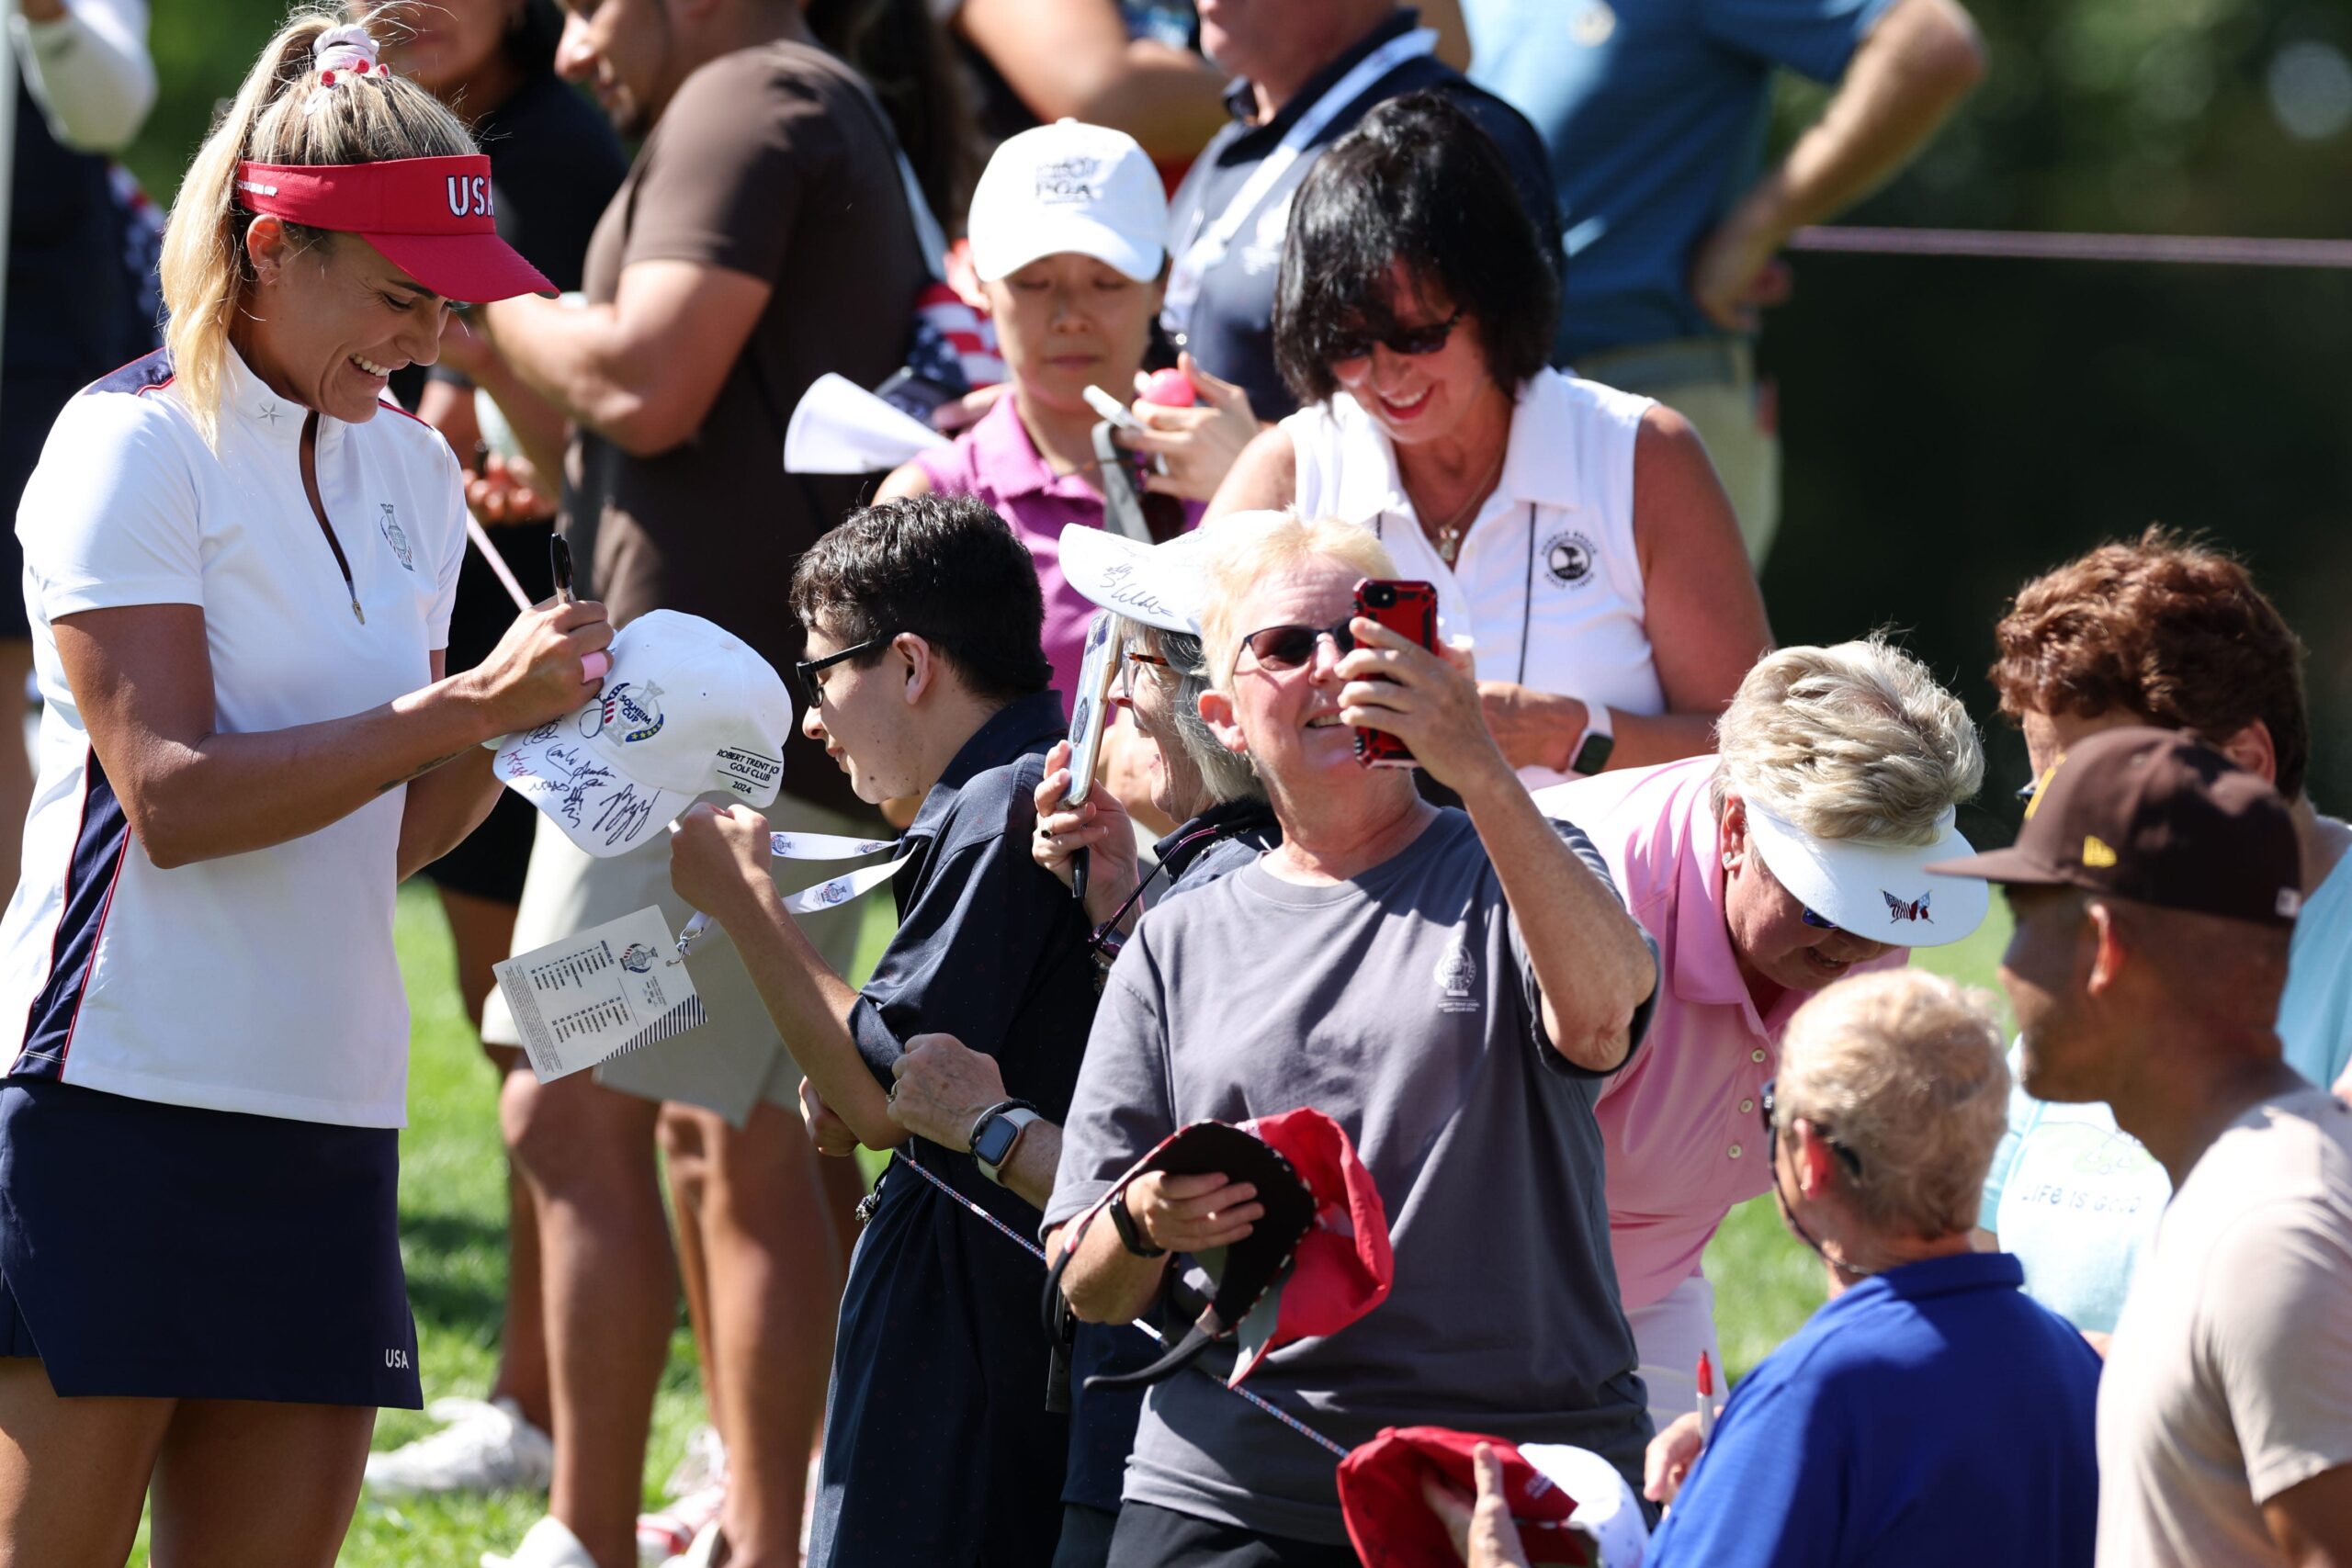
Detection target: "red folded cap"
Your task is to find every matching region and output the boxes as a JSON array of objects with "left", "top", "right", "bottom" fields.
[
  {"left": 235, "top": 155, "right": 556, "bottom": 303},
  {"left": 1339, "top": 1427, "right": 1596, "bottom": 1568},
  {"left": 1231, "top": 1107, "right": 1394, "bottom": 1383}
]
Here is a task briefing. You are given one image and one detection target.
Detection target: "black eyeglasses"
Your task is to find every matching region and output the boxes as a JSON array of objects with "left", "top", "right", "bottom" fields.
[
  {"left": 1238, "top": 617, "right": 1359, "bottom": 672},
  {"left": 1327, "top": 308, "right": 1465, "bottom": 365},
  {"left": 795, "top": 631, "right": 896, "bottom": 710},
  {"left": 1759, "top": 1080, "right": 1864, "bottom": 1179},
  {"left": 1088, "top": 822, "right": 1228, "bottom": 964}
]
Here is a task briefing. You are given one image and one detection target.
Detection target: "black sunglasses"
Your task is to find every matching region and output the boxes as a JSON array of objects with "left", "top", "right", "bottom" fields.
[
  {"left": 1327, "top": 308, "right": 1465, "bottom": 365},
  {"left": 1759, "top": 1080, "right": 1864, "bottom": 1179},
  {"left": 1238, "top": 616, "right": 1360, "bottom": 672},
  {"left": 795, "top": 631, "right": 896, "bottom": 710}
]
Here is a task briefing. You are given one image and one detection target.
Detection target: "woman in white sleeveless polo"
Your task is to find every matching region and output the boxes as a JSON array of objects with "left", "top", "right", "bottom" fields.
[{"left": 1207, "top": 92, "right": 1770, "bottom": 791}]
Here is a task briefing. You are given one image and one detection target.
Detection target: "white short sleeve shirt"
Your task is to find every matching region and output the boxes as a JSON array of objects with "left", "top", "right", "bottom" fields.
[
  {"left": 1, "top": 346, "right": 467, "bottom": 1127},
  {"left": 1284, "top": 367, "right": 1664, "bottom": 790}
]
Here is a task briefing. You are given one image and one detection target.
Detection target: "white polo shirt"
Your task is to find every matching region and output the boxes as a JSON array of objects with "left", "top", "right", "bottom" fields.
[
  {"left": 1, "top": 346, "right": 464, "bottom": 1127},
  {"left": 1284, "top": 367, "right": 1663, "bottom": 790}
]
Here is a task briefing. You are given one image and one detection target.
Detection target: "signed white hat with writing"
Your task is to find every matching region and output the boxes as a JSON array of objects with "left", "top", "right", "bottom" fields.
[{"left": 492, "top": 610, "right": 793, "bottom": 858}]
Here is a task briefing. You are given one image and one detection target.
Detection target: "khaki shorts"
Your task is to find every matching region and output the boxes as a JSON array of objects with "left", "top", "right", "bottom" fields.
[
  {"left": 1575, "top": 336, "right": 1781, "bottom": 565},
  {"left": 481, "top": 796, "right": 875, "bottom": 1126}
]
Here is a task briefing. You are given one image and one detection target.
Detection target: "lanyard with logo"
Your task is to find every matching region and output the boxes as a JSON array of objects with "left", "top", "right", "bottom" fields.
[
  {"left": 674, "top": 829, "right": 910, "bottom": 956},
  {"left": 1159, "top": 28, "right": 1439, "bottom": 339}
]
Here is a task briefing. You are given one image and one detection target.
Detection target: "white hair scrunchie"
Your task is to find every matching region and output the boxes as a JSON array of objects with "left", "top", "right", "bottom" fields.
[{"left": 304, "top": 24, "right": 390, "bottom": 115}]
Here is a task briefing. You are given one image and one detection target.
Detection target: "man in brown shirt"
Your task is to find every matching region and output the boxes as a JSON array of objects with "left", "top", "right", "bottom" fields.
[{"left": 471, "top": 2, "right": 929, "bottom": 1564}]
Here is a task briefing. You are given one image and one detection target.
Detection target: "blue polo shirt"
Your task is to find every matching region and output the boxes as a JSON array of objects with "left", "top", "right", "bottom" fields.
[
  {"left": 1164, "top": 8, "right": 1561, "bottom": 423},
  {"left": 1464, "top": 0, "right": 1894, "bottom": 361},
  {"left": 1645, "top": 1251, "right": 2100, "bottom": 1568},
  {"left": 808, "top": 691, "right": 1101, "bottom": 1568}
]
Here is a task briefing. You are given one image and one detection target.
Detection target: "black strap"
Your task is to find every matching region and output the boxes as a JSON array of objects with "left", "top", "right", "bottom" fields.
[{"left": 297, "top": 411, "right": 363, "bottom": 625}]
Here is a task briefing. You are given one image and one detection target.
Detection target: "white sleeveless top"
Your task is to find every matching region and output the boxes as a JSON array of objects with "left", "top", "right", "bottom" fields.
[{"left": 1283, "top": 367, "right": 1663, "bottom": 790}]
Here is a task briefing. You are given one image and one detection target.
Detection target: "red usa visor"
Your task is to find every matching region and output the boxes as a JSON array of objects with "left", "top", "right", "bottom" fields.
[{"left": 235, "top": 155, "right": 555, "bottom": 304}]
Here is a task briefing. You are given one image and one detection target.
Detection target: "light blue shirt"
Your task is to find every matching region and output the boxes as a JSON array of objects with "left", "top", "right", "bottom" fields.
[
  {"left": 1463, "top": 0, "right": 1894, "bottom": 359},
  {"left": 2278, "top": 849, "right": 2352, "bottom": 1090},
  {"left": 1978, "top": 1060, "right": 2169, "bottom": 1336}
]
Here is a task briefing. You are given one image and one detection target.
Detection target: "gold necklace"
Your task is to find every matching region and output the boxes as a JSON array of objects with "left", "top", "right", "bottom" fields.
[{"left": 1415, "top": 444, "right": 1507, "bottom": 567}]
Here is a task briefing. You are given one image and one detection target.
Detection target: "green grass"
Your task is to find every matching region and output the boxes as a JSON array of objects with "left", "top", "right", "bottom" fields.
[{"left": 113, "top": 883, "right": 2014, "bottom": 1564}]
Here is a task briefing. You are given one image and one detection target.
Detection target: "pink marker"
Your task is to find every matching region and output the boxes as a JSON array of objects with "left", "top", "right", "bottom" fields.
[{"left": 1697, "top": 1350, "right": 1717, "bottom": 1444}]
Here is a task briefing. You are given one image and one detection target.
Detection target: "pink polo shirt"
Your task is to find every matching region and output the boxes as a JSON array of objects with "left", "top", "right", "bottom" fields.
[
  {"left": 1537, "top": 756, "right": 1907, "bottom": 1312},
  {"left": 915, "top": 393, "right": 1201, "bottom": 707}
]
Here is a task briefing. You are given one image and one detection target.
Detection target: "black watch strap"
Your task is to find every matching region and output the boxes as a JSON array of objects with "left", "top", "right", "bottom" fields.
[
  {"left": 1570, "top": 728, "right": 1615, "bottom": 776},
  {"left": 1107, "top": 1184, "right": 1165, "bottom": 1258}
]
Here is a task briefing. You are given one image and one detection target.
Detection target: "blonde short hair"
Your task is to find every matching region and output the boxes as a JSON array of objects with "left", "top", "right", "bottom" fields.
[
  {"left": 1712, "top": 637, "right": 1984, "bottom": 845},
  {"left": 1775, "top": 970, "right": 2009, "bottom": 1238},
  {"left": 1197, "top": 513, "right": 1399, "bottom": 690},
  {"left": 159, "top": 11, "right": 475, "bottom": 445}
]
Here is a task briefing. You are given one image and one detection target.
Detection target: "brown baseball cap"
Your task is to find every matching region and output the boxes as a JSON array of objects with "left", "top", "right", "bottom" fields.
[{"left": 1927, "top": 727, "right": 2302, "bottom": 927}]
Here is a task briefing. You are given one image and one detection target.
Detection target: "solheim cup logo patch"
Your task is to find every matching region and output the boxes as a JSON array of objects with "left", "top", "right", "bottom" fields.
[
  {"left": 1035, "top": 155, "right": 1104, "bottom": 203},
  {"left": 379, "top": 503, "right": 413, "bottom": 570},
  {"left": 1433, "top": 939, "right": 1480, "bottom": 1015},
  {"left": 580, "top": 680, "right": 666, "bottom": 743}
]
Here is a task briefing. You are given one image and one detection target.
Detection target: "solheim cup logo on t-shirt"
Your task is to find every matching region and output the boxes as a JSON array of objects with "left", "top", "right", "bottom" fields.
[
  {"left": 379, "top": 503, "right": 413, "bottom": 571},
  {"left": 1034, "top": 155, "right": 1104, "bottom": 204},
  {"left": 580, "top": 680, "right": 665, "bottom": 743},
  {"left": 1434, "top": 939, "right": 1480, "bottom": 1015},
  {"left": 1544, "top": 529, "right": 1598, "bottom": 590}
]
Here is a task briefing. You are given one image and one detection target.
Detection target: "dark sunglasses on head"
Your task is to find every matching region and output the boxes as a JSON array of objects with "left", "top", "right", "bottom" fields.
[
  {"left": 1760, "top": 1080, "right": 1865, "bottom": 1178},
  {"left": 1238, "top": 617, "right": 1360, "bottom": 672},
  {"left": 794, "top": 630, "right": 896, "bottom": 710},
  {"left": 1327, "top": 308, "right": 1465, "bottom": 365}
]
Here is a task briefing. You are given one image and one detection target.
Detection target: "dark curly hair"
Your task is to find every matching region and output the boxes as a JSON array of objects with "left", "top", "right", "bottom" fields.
[
  {"left": 789, "top": 493, "right": 1050, "bottom": 704},
  {"left": 1272, "top": 90, "right": 1560, "bottom": 409},
  {"left": 1988, "top": 526, "right": 2311, "bottom": 799}
]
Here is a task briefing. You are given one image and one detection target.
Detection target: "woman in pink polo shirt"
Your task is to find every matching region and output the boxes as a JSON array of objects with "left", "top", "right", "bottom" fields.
[
  {"left": 878, "top": 118, "right": 1211, "bottom": 703},
  {"left": 1534, "top": 638, "right": 1989, "bottom": 1432}
]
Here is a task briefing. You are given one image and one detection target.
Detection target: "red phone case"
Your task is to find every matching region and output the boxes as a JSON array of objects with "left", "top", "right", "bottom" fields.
[{"left": 1351, "top": 579, "right": 1439, "bottom": 768}]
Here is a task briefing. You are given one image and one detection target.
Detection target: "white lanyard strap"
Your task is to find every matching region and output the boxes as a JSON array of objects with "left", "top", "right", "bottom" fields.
[
  {"left": 769, "top": 830, "right": 899, "bottom": 860},
  {"left": 673, "top": 828, "right": 906, "bottom": 956},
  {"left": 1163, "top": 28, "right": 1438, "bottom": 333}
]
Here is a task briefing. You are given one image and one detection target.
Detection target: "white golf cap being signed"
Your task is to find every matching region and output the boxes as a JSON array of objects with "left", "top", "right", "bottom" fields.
[
  {"left": 967, "top": 118, "right": 1166, "bottom": 284},
  {"left": 492, "top": 611, "right": 793, "bottom": 859},
  {"left": 1743, "top": 798, "right": 1989, "bottom": 949},
  {"left": 1057, "top": 524, "right": 1218, "bottom": 636}
]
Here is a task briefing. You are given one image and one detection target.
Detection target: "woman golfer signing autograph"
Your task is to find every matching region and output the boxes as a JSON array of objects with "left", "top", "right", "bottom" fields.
[{"left": 0, "top": 17, "right": 606, "bottom": 1564}]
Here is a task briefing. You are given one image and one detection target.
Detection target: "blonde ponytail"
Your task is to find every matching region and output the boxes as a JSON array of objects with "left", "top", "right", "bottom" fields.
[{"left": 158, "top": 9, "right": 476, "bottom": 445}]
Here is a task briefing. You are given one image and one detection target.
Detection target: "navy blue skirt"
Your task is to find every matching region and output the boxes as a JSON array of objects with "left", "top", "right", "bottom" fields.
[{"left": 0, "top": 1077, "right": 421, "bottom": 1406}]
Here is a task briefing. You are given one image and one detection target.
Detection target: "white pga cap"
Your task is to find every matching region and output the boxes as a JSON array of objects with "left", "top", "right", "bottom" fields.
[
  {"left": 1743, "top": 797, "right": 1991, "bottom": 949},
  {"left": 492, "top": 610, "right": 794, "bottom": 859},
  {"left": 967, "top": 118, "right": 1167, "bottom": 284},
  {"left": 1515, "top": 1445, "right": 1648, "bottom": 1567}
]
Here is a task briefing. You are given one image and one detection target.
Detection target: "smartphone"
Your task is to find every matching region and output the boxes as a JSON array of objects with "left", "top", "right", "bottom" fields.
[
  {"left": 1062, "top": 612, "right": 1125, "bottom": 901},
  {"left": 1351, "top": 578, "right": 1440, "bottom": 769}
]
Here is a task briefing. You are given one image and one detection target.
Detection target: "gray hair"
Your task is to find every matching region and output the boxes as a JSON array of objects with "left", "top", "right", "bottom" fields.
[
  {"left": 1712, "top": 637, "right": 1984, "bottom": 845},
  {"left": 1111, "top": 616, "right": 1261, "bottom": 807},
  {"left": 1775, "top": 970, "right": 2010, "bottom": 1239}
]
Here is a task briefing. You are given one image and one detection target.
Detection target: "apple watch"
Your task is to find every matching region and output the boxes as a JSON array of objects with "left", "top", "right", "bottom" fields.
[
  {"left": 969, "top": 1100, "right": 1040, "bottom": 1186},
  {"left": 1566, "top": 698, "right": 1615, "bottom": 777}
]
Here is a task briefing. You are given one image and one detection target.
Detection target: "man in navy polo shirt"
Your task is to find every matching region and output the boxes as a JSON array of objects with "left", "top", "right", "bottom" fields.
[
  {"left": 670, "top": 493, "right": 1097, "bottom": 1566},
  {"left": 1164, "top": 1, "right": 1558, "bottom": 423}
]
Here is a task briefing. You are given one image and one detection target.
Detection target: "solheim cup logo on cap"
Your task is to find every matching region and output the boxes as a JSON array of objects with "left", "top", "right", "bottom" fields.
[
  {"left": 1544, "top": 529, "right": 1598, "bottom": 589},
  {"left": 379, "top": 502, "right": 413, "bottom": 571},
  {"left": 1034, "top": 155, "right": 1104, "bottom": 204},
  {"left": 580, "top": 681, "right": 666, "bottom": 744},
  {"left": 446, "top": 174, "right": 494, "bottom": 220}
]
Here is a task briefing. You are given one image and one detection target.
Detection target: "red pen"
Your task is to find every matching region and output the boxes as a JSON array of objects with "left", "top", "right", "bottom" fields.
[{"left": 1697, "top": 1350, "right": 1717, "bottom": 1444}]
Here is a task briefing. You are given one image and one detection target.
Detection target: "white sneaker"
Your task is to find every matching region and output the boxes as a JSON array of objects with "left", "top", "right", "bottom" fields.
[
  {"left": 481, "top": 1516, "right": 598, "bottom": 1568},
  {"left": 638, "top": 1483, "right": 725, "bottom": 1568},
  {"left": 659, "top": 1519, "right": 730, "bottom": 1568},
  {"left": 367, "top": 1396, "right": 556, "bottom": 1495}
]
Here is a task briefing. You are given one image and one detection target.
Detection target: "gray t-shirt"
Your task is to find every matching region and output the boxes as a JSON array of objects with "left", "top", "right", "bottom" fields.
[{"left": 1046, "top": 809, "right": 1656, "bottom": 1544}]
